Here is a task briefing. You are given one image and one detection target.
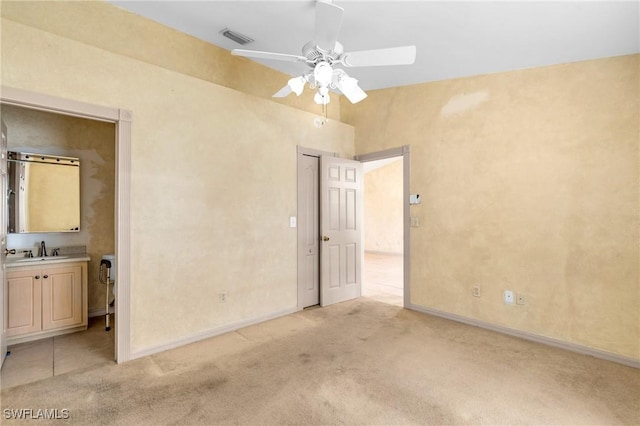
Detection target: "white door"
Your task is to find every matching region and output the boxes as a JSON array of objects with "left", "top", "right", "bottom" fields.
[
  {"left": 320, "top": 156, "right": 363, "bottom": 306},
  {"left": 297, "top": 154, "right": 320, "bottom": 307},
  {"left": 1, "top": 120, "right": 8, "bottom": 368}
]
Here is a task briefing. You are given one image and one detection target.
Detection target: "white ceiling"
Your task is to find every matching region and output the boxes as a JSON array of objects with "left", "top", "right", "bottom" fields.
[{"left": 109, "top": 1, "right": 639, "bottom": 91}]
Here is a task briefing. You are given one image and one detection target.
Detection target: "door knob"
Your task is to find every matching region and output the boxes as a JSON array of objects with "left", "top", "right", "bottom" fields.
[{"left": 322, "top": 236, "right": 330, "bottom": 242}]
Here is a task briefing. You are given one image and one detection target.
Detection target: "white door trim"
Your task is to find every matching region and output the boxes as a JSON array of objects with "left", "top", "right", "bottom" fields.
[
  {"left": 355, "top": 146, "right": 410, "bottom": 307},
  {"left": 1, "top": 120, "right": 7, "bottom": 368},
  {"left": 0, "top": 86, "right": 132, "bottom": 363}
]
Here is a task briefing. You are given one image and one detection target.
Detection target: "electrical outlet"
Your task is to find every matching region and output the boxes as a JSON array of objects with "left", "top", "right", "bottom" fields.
[
  {"left": 504, "top": 290, "right": 514, "bottom": 304},
  {"left": 410, "top": 217, "right": 420, "bottom": 227},
  {"left": 472, "top": 286, "right": 481, "bottom": 297},
  {"left": 516, "top": 294, "right": 525, "bottom": 305},
  {"left": 219, "top": 291, "right": 227, "bottom": 303}
]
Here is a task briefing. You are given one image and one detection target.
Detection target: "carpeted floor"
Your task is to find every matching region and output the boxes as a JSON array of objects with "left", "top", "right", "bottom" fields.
[{"left": 1, "top": 298, "right": 638, "bottom": 425}]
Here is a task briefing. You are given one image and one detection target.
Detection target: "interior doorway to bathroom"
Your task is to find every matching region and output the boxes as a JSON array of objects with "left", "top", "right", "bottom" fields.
[
  {"left": 0, "top": 86, "right": 132, "bottom": 387},
  {"left": 0, "top": 104, "right": 116, "bottom": 388}
]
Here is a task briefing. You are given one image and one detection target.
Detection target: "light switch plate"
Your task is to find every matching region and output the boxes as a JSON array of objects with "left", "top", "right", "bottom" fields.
[{"left": 289, "top": 216, "right": 297, "bottom": 228}]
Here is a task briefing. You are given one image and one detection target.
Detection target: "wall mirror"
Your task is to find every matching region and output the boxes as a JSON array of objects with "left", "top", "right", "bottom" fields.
[{"left": 8, "top": 152, "right": 80, "bottom": 233}]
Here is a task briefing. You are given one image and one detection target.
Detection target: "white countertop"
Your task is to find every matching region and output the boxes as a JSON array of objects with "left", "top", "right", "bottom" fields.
[{"left": 6, "top": 253, "right": 91, "bottom": 268}]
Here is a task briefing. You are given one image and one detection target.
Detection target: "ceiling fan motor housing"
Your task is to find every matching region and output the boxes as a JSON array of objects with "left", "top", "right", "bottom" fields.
[
  {"left": 302, "top": 41, "right": 343, "bottom": 66},
  {"left": 314, "top": 62, "right": 334, "bottom": 87}
]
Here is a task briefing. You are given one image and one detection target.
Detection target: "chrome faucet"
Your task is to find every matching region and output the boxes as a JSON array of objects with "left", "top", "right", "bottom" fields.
[{"left": 38, "top": 241, "right": 47, "bottom": 257}]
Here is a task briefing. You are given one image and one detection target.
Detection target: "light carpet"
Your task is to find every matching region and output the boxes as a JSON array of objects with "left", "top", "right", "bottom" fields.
[{"left": 1, "top": 298, "right": 638, "bottom": 425}]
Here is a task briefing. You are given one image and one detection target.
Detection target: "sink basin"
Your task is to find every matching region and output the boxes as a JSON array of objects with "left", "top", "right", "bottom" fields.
[{"left": 13, "top": 256, "right": 69, "bottom": 263}]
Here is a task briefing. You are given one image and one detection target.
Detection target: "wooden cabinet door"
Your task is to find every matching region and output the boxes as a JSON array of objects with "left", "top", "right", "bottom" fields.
[
  {"left": 41, "top": 265, "right": 83, "bottom": 331},
  {"left": 7, "top": 270, "right": 42, "bottom": 336}
]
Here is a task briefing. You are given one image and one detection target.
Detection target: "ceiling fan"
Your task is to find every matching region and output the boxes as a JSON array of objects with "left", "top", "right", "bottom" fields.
[{"left": 231, "top": 0, "right": 416, "bottom": 106}]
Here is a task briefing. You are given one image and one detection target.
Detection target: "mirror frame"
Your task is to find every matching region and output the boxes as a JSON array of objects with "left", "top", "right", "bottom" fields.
[{"left": 8, "top": 151, "right": 81, "bottom": 234}]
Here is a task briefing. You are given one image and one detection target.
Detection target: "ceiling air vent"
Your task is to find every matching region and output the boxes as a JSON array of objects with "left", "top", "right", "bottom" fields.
[{"left": 220, "top": 28, "right": 254, "bottom": 45}]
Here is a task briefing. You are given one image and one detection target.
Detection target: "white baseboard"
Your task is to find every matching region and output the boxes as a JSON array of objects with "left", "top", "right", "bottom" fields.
[
  {"left": 407, "top": 303, "right": 640, "bottom": 369},
  {"left": 129, "top": 306, "right": 299, "bottom": 360}
]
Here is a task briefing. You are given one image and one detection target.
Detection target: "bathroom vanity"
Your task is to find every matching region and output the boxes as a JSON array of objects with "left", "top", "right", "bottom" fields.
[
  {"left": 5, "top": 255, "right": 90, "bottom": 345},
  {"left": 4, "top": 150, "right": 88, "bottom": 344}
]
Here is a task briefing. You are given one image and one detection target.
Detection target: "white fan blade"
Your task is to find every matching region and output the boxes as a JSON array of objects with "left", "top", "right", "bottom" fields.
[
  {"left": 315, "top": 0, "right": 344, "bottom": 51},
  {"left": 273, "top": 85, "right": 293, "bottom": 98},
  {"left": 341, "top": 46, "right": 416, "bottom": 67},
  {"left": 232, "top": 49, "right": 308, "bottom": 63}
]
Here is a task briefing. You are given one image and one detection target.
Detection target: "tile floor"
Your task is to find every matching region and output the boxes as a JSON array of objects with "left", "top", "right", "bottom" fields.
[{"left": 1, "top": 315, "right": 115, "bottom": 389}]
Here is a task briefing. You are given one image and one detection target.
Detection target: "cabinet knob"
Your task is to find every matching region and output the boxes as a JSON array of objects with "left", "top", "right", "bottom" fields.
[
  {"left": 43, "top": 275, "right": 49, "bottom": 279},
  {"left": 35, "top": 275, "right": 40, "bottom": 279}
]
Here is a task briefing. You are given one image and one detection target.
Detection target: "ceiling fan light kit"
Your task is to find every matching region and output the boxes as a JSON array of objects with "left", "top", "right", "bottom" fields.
[
  {"left": 231, "top": 0, "right": 416, "bottom": 124},
  {"left": 335, "top": 70, "right": 367, "bottom": 104},
  {"left": 314, "top": 87, "right": 331, "bottom": 105},
  {"left": 288, "top": 76, "right": 307, "bottom": 96}
]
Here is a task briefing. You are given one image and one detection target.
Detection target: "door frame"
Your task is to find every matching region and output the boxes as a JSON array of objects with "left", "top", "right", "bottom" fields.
[
  {"left": 355, "top": 146, "right": 411, "bottom": 307},
  {"left": 1, "top": 120, "right": 7, "bottom": 368},
  {"left": 296, "top": 146, "right": 337, "bottom": 310},
  {"left": 0, "top": 86, "right": 132, "bottom": 363}
]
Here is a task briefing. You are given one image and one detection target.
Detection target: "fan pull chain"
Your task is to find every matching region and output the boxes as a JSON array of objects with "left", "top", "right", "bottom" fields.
[{"left": 314, "top": 102, "right": 328, "bottom": 128}]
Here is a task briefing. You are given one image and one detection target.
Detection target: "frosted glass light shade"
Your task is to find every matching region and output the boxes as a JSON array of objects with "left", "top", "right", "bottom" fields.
[
  {"left": 288, "top": 76, "right": 306, "bottom": 96},
  {"left": 337, "top": 74, "right": 367, "bottom": 104}
]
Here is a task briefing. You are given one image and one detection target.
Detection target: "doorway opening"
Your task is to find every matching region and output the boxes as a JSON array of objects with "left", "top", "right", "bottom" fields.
[
  {"left": 0, "top": 105, "right": 115, "bottom": 387},
  {"left": 362, "top": 156, "right": 404, "bottom": 306},
  {"left": 296, "top": 145, "right": 410, "bottom": 310},
  {"left": 356, "top": 146, "right": 410, "bottom": 308},
  {"left": 0, "top": 86, "right": 132, "bottom": 387}
]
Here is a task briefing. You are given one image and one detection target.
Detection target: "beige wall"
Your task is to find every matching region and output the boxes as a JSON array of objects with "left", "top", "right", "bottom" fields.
[
  {"left": 343, "top": 55, "right": 640, "bottom": 360},
  {"left": 364, "top": 158, "right": 403, "bottom": 254},
  {"left": 0, "top": 0, "right": 340, "bottom": 121},
  {"left": 1, "top": 105, "right": 116, "bottom": 313},
  {"left": 1, "top": 12, "right": 354, "bottom": 353},
  {"left": 3, "top": 0, "right": 638, "bottom": 363}
]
